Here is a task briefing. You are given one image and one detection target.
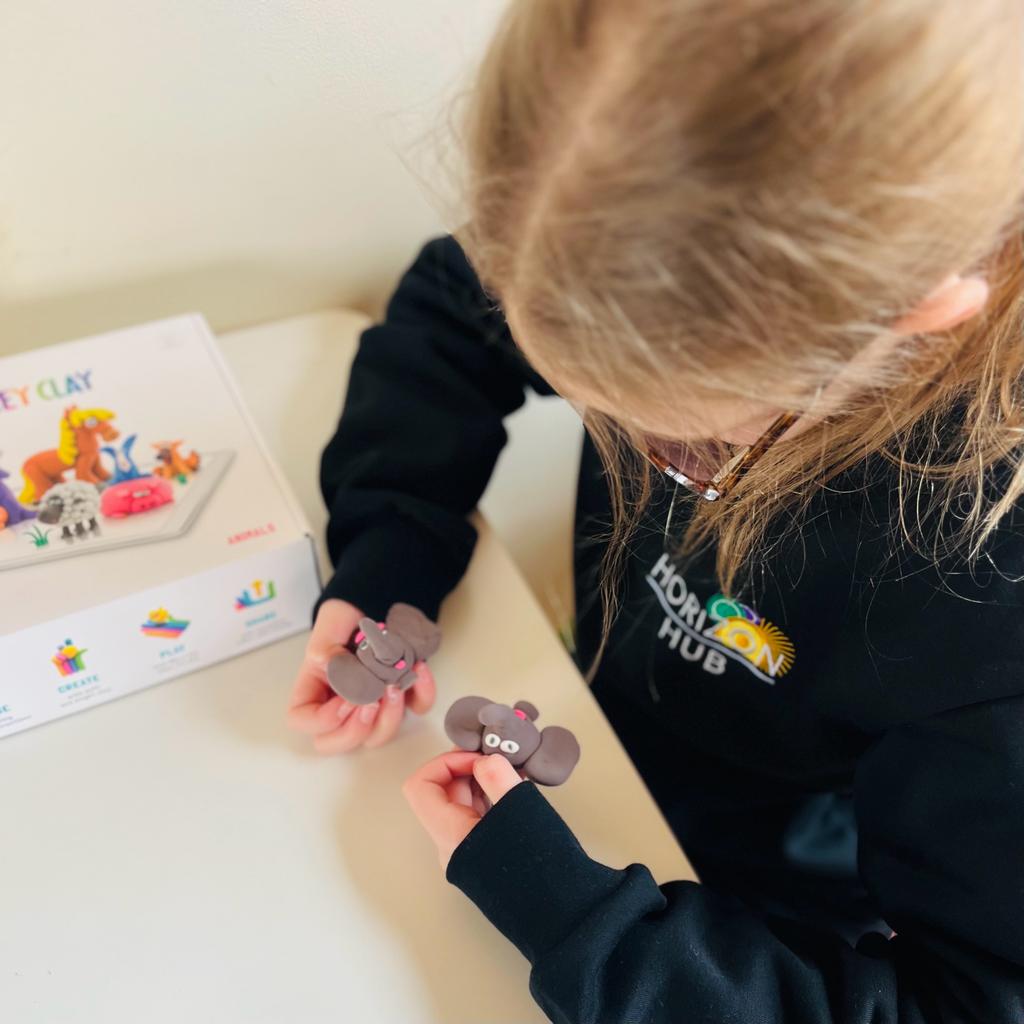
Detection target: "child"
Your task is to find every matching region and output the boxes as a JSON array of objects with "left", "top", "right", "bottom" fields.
[{"left": 289, "top": 1, "right": 1024, "bottom": 1020}]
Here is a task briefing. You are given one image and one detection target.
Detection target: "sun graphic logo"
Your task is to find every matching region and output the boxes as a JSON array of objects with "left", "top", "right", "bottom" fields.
[{"left": 705, "top": 594, "right": 796, "bottom": 679}]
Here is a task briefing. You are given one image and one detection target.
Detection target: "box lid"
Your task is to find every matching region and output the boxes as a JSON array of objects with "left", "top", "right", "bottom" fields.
[{"left": 1, "top": 314, "right": 313, "bottom": 634}]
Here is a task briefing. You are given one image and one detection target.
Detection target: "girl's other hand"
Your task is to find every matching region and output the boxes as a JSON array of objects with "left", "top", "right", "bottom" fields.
[
  {"left": 403, "top": 751, "right": 524, "bottom": 871},
  {"left": 286, "top": 597, "right": 437, "bottom": 753}
]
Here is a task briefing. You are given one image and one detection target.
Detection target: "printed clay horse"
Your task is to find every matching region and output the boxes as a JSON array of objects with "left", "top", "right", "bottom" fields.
[
  {"left": 19, "top": 406, "right": 118, "bottom": 504},
  {"left": 152, "top": 440, "right": 200, "bottom": 480}
]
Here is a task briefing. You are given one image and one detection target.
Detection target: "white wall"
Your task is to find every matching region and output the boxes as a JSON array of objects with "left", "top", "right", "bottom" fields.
[
  {"left": 0, "top": 0, "right": 582, "bottom": 625},
  {"left": 0, "top": 0, "right": 504, "bottom": 352}
]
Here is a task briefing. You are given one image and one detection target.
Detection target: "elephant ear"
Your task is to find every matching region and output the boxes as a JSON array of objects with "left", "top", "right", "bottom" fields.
[
  {"left": 513, "top": 700, "right": 539, "bottom": 721},
  {"left": 521, "top": 726, "right": 580, "bottom": 787},
  {"left": 444, "top": 695, "right": 493, "bottom": 751},
  {"left": 387, "top": 603, "right": 441, "bottom": 660},
  {"left": 325, "top": 654, "right": 388, "bottom": 705}
]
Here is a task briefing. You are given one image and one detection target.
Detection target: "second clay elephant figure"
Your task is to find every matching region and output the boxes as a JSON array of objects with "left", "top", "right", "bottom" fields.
[
  {"left": 445, "top": 696, "right": 581, "bottom": 787},
  {"left": 326, "top": 602, "right": 442, "bottom": 705}
]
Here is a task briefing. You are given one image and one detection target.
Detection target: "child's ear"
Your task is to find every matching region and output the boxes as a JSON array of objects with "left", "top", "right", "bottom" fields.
[{"left": 896, "top": 273, "right": 990, "bottom": 335}]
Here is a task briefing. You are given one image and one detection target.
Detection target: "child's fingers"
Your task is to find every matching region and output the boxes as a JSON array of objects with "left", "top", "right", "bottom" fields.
[
  {"left": 470, "top": 785, "right": 489, "bottom": 817},
  {"left": 297, "top": 699, "right": 357, "bottom": 748},
  {"left": 406, "top": 662, "right": 436, "bottom": 716},
  {"left": 335, "top": 699, "right": 357, "bottom": 726},
  {"left": 403, "top": 752, "right": 485, "bottom": 869},
  {"left": 364, "top": 686, "right": 406, "bottom": 748},
  {"left": 288, "top": 599, "right": 363, "bottom": 734},
  {"left": 287, "top": 665, "right": 348, "bottom": 735},
  {"left": 312, "top": 700, "right": 382, "bottom": 755},
  {"left": 447, "top": 775, "right": 475, "bottom": 808},
  {"left": 411, "top": 798, "right": 479, "bottom": 868},
  {"left": 305, "top": 598, "right": 362, "bottom": 661},
  {"left": 402, "top": 751, "right": 483, "bottom": 818},
  {"left": 288, "top": 660, "right": 331, "bottom": 709},
  {"left": 405, "top": 750, "right": 484, "bottom": 792},
  {"left": 473, "top": 753, "right": 524, "bottom": 806},
  {"left": 402, "top": 753, "right": 481, "bottom": 818}
]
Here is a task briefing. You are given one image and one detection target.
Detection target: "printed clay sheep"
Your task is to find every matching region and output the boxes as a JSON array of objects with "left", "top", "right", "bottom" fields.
[{"left": 37, "top": 480, "right": 101, "bottom": 539}]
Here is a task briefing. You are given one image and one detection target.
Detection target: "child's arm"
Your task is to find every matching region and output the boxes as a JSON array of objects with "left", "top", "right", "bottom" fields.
[
  {"left": 319, "top": 234, "right": 548, "bottom": 623},
  {"left": 442, "top": 698, "right": 1024, "bottom": 1024},
  {"left": 289, "top": 236, "right": 550, "bottom": 751}
]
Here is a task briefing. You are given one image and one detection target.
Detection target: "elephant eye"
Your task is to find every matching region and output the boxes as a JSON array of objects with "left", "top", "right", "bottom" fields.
[
  {"left": 500, "top": 739, "right": 520, "bottom": 755},
  {"left": 483, "top": 732, "right": 501, "bottom": 748}
]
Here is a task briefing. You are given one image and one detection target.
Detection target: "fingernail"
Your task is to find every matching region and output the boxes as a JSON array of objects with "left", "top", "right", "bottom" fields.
[
  {"left": 336, "top": 701, "right": 350, "bottom": 719},
  {"left": 387, "top": 685, "right": 402, "bottom": 704},
  {"left": 359, "top": 703, "right": 379, "bottom": 723}
]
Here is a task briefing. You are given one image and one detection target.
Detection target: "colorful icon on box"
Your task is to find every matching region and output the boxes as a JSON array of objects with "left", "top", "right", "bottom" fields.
[
  {"left": 52, "top": 638, "right": 87, "bottom": 677},
  {"left": 235, "top": 579, "right": 276, "bottom": 610},
  {"left": 140, "top": 607, "right": 190, "bottom": 639}
]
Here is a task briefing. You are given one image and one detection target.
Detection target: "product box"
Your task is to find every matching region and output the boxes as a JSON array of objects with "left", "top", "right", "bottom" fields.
[{"left": 0, "top": 314, "right": 322, "bottom": 738}]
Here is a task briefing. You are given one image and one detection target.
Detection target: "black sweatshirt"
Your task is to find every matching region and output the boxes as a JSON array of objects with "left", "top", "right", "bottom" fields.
[{"left": 319, "top": 236, "right": 1024, "bottom": 1023}]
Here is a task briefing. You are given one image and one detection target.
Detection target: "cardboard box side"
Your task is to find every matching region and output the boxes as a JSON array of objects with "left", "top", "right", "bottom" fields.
[{"left": 0, "top": 535, "right": 320, "bottom": 739}]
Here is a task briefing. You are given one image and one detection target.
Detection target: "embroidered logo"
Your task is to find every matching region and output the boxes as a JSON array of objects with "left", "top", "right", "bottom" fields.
[
  {"left": 646, "top": 554, "right": 796, "bottom": 684},
  {"left": 704, "top": 593, "right": 795, "bottom": 679}
]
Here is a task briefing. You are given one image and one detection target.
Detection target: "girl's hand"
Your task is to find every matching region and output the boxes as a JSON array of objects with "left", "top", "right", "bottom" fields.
[
  {"left": 402, "top": 750, "right": 524, "bottom": 870},
  {"left": 287, "top": 598, "right": 436, "bottom": 753}
]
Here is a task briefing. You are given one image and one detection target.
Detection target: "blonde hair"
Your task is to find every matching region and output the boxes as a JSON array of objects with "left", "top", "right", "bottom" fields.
[{"left": 455, "top": 0, "right": 1024, "bottom": 663}]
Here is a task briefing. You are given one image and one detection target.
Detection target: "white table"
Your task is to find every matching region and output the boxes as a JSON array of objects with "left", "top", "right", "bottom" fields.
[{"left": 1, "top": 311, "right": 694, "bottom": 1024}]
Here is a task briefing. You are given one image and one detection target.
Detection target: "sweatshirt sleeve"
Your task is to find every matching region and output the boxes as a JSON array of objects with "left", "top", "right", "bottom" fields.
[
  {"left": 447, "top": 697, "right": 1024, "bottom": 1024},
  {"left": 317, "top": 235, "right": 549, "bottom": 621}
]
